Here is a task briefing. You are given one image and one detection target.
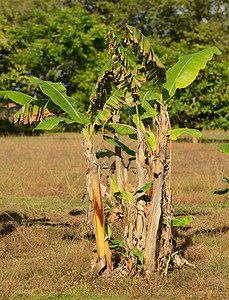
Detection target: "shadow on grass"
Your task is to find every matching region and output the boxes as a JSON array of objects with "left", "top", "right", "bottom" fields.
[
  {"left": 175, "top": 225, "right": 229, "bottom": 251},
  {"left": 0, "top": 211, "right": 24, "bottom": 236},
  {"left": 69, "top": 208, "right": 85, "bottom": 216},
  {"left": 174, "top": 211, "right": 212, "bottom": 216},
  {"left": 0, "top": 210, "right": 86, "bottom": 237}
]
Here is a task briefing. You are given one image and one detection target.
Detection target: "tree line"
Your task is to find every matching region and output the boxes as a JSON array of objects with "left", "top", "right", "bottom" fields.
[{"left": 0, "top": 0, "right": 228, "bottom": 131}]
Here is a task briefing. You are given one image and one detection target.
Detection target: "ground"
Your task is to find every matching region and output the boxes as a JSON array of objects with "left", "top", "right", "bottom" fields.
[{"left": 0, "top": 131, "right": 228, "bottom": 299}]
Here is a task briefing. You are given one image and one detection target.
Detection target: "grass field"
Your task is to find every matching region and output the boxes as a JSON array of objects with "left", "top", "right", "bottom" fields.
[{"left": 0, "top": 131, "right": 228, "bottom": 299}]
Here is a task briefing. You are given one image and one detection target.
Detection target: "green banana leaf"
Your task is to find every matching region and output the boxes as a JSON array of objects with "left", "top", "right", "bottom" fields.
[
  {"left": 145, "top": 131, "right": 156, "bottom": 152},
  {"left": 163, "top": 216, "right": 193, "bottom": 227},
  {"left": 163, "top": 47, "right": 222, "bottom": 100},
  {"left": 97, "top": 60, "right": 113, "bottom": 83},
  {"left": 171, "top": 216, "right": 193, "bottom": 227},
  {"left": 169, "top": 128, "right": 202, "bottom": 140},
  {"left": 105, "top": 89, "right": 124, "bottom": 110},
  {"left": 26, "top": 76, "right": 90, "bottom": 125},
  {"left": 111, "top": 123, "right": 137, "bottom": 135},
  {"left": 133, "top": 181, "right": 154, "bottom": 196},
  {"left": 96, "top": 149, "right": 115, "bottom": 159},
  {"left": 34, "top": 116, "right": 75, "bottom": 130},
  {"left": 122, "top": 191, "right": 133, "bottom": 205},
  {"left": 111, "top": 174, "right": 119, "bottom": 194},
  {"left": 140, "top": 91, "right": 160, "bottom": 104},
  {"left": 104, "top": 135, "right": 135, "bottom": 157},
  {"left": 94, "top": 109, "right": 111, "bottom": 125},
  {"left": 129, "top": 101, "right": 157, "bottom": 122},
  {"left": 126, "top": 25, "right": 166, "bottom": 84},
  {"left": 127, "top": 247, "right": 144, "bottom": 263},
  {"left": 0, "top": 90, "right": 35, "bottom": 105},
  {"left": 106, "top": 31, "right": 144, "bottom": 97},
  {"left": 218, "top": 144, "right": 229, "bottom": 155},
  {"left": 110, "top": 239, "right": 126, "bottom": 249},
  {"left": 139, "top": 100, "right": 158, "bottom": 119}
]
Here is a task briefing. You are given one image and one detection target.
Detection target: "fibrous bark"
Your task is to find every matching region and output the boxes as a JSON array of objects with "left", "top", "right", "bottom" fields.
[
  {"left": 157, "top": 155, "right": 173, "bottom": 270},
  {"left": 126, "top": 129, "right": 147, "bottom": 252},
  {"left": 85, "top": 172, "right": 94, "bottom": 228},
  {"left": 114, "top": 132, "right": 124, "bottom": 192},
  {"left": 135, "top": 129, "right": 147, "bottom": 251},
  {"left": 144, "top": 107, "right": 172, "bottom": 271},
  {"left": 113, "top": 114, "right": 124, "bottom": 195}
]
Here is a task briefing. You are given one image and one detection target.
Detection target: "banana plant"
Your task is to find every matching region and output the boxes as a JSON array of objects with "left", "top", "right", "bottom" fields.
[
  {"left": 99, "top": 26, "right": 221, "bottom": 273},
  {"left": 0, "top": 25, "right": 221, "bottom": 275}
]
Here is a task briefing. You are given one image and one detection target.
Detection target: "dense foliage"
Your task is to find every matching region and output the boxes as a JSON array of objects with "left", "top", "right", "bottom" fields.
[
  {"left": 0, "top": 0, "right": 110, "bottom": 113},
  {"left": 0, "top": 0, "right": 228, "bottom": 130}
]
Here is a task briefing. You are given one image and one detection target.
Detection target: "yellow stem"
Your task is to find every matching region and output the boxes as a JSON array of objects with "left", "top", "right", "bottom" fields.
[
  {"left": 135, "top": 102, "right": 140, "bottom": 129},
  {"left": 158, "top": 70, "right": 163, "bottom": 112}
]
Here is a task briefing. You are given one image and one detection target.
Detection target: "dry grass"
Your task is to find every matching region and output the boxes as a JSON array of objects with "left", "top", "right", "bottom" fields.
[{"left": 0, "top": 131, "right": 228, "bottom": 299}]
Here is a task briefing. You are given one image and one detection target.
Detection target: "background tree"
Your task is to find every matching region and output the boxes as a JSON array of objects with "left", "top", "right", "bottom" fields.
[
  {"left": 81, "top": 0, "right": 228, "bottom": 55},
  {"left": 81, "top": 0, "right": 229, "bottom": 130},
  {"left": 0, "top": 0, "right": 110, "bottom": 113},
  {"left": 0, "top": 0, "right": 228, "bottom": 130}
]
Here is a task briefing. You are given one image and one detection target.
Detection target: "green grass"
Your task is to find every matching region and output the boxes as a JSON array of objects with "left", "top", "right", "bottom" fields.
[{"left": 0, "top": 131, "right": 228, "bottom": 299}]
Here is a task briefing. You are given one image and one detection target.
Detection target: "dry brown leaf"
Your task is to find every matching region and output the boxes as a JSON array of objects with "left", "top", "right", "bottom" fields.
[{"left": 109, "top": 208, "right": 123, "bottom": 223}]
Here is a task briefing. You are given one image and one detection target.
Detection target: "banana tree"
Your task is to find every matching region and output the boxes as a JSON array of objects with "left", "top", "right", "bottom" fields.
[
  {"left": 0, "top": 25, "right": 221, "bottom": 275},
  {"left": 98, "top": 26, "right": 221, "bottom": 273}
]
